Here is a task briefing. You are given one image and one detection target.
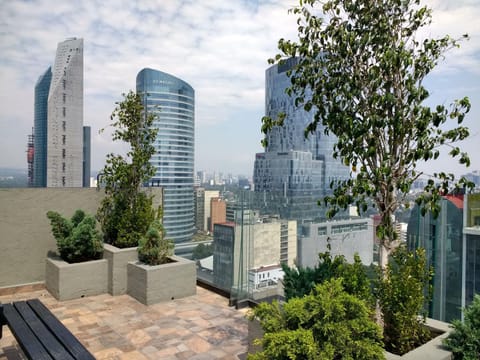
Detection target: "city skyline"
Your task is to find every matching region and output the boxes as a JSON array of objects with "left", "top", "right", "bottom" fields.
[{"left": 1, "top": 0, "right": 480, "bottom": 177}]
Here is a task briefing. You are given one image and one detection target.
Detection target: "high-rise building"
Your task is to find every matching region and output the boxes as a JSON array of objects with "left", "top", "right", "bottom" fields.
[
  {"left": 407, "top": 195, "right": 464, "bottom": 322},
  {"left": 253, "top": 57, "right": 349, "bottom": 221},
  {"left": 137, "top": 68, "right": 195, "bottom": 244},
  {"left": 47, "top": 38, "right": 84, "bottom": 187},
  {"left": 462, "top": 193, "right": 480, "bottom": 315},
  {"left": 33, "top": 67, "right": 52, "bottom": 187}
]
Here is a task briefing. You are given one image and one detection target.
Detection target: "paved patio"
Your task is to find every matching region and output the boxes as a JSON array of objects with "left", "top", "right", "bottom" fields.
[{"left": 0, "top": 286, "right": 249, "bottom": 359}]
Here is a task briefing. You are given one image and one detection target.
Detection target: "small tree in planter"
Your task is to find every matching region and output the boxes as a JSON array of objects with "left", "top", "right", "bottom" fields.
[
  {"left": 97, "top": 91, "right": 158, "bottom": 248},
  {"left": 46, "top": 209, "right": 103, "bottom": 263},
  {"left": 375, "top": 246, "right": 433, "bottom": 355},
  {"left": 46, "top": 210, "right": 107, "bottom": 300},
  {"left": 127, "top": 218, "right": 195, "bottom": 305},
  {"left": 137, "top": 219, "right": 174, "bottom": 266},
  {"left": 444, "top": 294, "right": 480, "bottom": 360}
]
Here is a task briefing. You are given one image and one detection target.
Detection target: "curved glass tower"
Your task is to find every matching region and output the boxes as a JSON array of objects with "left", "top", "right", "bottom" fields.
[
  {"left": 137, "top": 68, "right": 195, "bottom": 244},
  {"left": 33, "top": 67, "right": 52, "bottom": 187}
]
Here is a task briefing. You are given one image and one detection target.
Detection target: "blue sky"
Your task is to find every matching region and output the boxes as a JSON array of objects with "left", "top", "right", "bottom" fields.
[{"left": 0, "top": 0, "right": 479, "bottom": 178}]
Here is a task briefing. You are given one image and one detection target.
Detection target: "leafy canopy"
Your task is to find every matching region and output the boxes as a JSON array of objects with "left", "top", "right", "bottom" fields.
[
  {"left": 262, "top": 0, "right": 473, "bottom": 262},
  {"left": 97, "top": 91, "right": 158, "bottom": 248}
]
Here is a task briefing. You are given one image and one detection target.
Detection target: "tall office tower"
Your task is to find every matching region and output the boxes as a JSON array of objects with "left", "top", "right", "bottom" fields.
[
  {"left": 33, "top": 67, "right": 52, "bottom": 187},
  {"left": 83, "top": 126, "right": 91, "bottom": 187},
  {"left": 254, "top": 57, "right": 349, "bottom": 221},
  {"left": 463, "top": 193, "right": 480, "bottom": 313},
  {"left": 137, "top": 68, "right": 195, "bottom": 244},
  {"left": 407, "top": 195, "right": 464, "bottom": 322},
  {"left": 47, "top": 38, "right": 84, "bottom": 187}
]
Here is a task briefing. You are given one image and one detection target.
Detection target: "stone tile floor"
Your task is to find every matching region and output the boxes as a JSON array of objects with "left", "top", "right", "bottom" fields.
[{"left": 0, "top": 286, "right": 249, "bottom": 359}]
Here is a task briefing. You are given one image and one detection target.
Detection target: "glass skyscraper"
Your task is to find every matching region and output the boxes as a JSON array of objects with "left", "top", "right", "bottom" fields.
[
  {"left": 136, "top": 68, "right": 195, "bottom": 244},
  {"left": 407, "top": 195, "right": 464, "bottom": 322},
  {"left": 33, "top": 67, "right": 52, "bottom": 187},
  {"left": 254, "top": 57, "right": 349, "bottom": 220}
]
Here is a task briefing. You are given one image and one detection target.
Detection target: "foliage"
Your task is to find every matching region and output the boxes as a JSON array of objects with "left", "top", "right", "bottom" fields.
[
  {"left": 138, "top": 218, "right": 174, "bottom": 266},
  {"left": 262, "top": 0, "right": 473, "bottom": 268},
  {"left": 282, "top": 250, "right": 373, "bottom": 305},
  {"left": 191, "top": 243, "right": 213, "bottom": 260},
  {"left": 375, "top": 246, "right": 433, "bottom": 355},
  {"left": 97, "top": 91, "right": 158, "bottom": 248},
  {"left": 46, "top": 210, "right": 103, "bottom": 263},
  {"left": 248, "top": 278, "right": 385, "bottom": 360},
  {"left": 444, "top": 294, "right": 480, "bottom": 360}
]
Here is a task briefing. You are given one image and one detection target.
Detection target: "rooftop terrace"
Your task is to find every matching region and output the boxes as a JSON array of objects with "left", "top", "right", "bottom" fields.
[{"left": 0, "top": 286, "right": 249, "bottom": 359}]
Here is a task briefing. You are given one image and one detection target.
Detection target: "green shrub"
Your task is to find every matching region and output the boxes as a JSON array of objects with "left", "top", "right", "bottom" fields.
[
  {"left": 46, "top": 210, "right": 103, "bottom": 263},
  {"left": 444, "top": 294, "right": 480, "bottom": 360},
  {"left": 137, "top": 220, "right": 174, "bottom": 265},
  {"left": 282, "top": 251, "right": 373, "bottom": 305},
  {"left": 375, "top": 246, "right": 433, "bottom": 355},
  {"left": 248, "top": 278, "right": 385, "bottom": 360}
]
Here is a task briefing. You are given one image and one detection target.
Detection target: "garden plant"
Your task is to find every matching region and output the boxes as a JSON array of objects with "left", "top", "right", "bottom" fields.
[
  {"left": 46, "top": 209, "right": 103, "bottom": 263},
  {"left": 97, "top": 91, "right": 158, "bottom": 248}
]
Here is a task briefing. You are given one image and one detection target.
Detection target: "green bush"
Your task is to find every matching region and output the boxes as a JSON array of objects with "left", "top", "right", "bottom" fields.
[
  {"left": 46, "top": 210, "right": 103, "bottom": 263},
  {"left": 282, "top": 251, "right": 373, "bottom": 305},
  {"left": 375, "top": 246, "right": 433, "bottom": 355},
  {"left": 248, "top": 278, "right": 385, "bottom": 360},
  {"left": 137, "top": 220, "right": 174, "bottom": 266},
  {"left": 444, "top": 294, "right": 480, "bottom": 360}
]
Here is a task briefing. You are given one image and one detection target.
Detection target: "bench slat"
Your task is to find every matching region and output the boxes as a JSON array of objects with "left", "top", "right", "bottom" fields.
[
  {"left": 3, "top": 303, "right": 53, "bottom": 360},
  {"left": 27, "top": 299, "right": 95, "bottom": 360},
  {"left": 14, "top": 301, "right": 75, "bottom": 360}
]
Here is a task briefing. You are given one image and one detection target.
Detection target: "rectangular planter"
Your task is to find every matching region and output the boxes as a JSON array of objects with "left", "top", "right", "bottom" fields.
[
  {"left": 386, "top": 318, "right": 452, "bottom": 360},
  {"left": 103, "top": 244, "right": 138, "bottom": 295},
  {"left": 127, "top": 255, "right": 196, "bottom": 305},
  {"left": 46, "top": 256, "right": 108, "bottom": 301}
]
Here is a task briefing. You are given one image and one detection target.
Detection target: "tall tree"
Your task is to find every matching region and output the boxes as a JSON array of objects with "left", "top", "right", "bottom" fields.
[
  {"left": 97, "top": 91, "right": 158, "bottom": 248},
  {"left": 262, "top": 0, "right": 473, "bottom": 268}
]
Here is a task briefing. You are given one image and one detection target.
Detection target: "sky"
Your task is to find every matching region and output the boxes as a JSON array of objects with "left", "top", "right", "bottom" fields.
[{"left": 0, "top": 0, "right": 479, "bottom": 178}]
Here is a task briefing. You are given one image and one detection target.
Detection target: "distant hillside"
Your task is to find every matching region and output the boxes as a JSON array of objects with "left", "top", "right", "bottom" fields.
[{"left": 0, "top": 168, "right": 28, "bottom": 188}]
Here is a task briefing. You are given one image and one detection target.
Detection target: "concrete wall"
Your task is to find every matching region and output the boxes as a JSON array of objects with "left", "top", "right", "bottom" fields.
[
  {"left": 298, "top": 218, "right": 374, "bottom": 268},
  {"left": 0, "top": 188, "right": 103, "bottom": 288}
]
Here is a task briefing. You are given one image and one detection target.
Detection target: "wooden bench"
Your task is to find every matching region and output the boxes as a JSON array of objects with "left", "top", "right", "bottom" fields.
[{"left": 0, "top": 299, "right": 95, "bottom": 360}]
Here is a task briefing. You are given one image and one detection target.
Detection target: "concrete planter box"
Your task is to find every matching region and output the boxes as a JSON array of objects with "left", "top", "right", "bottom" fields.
[
  {"left": 249, "top": 317, "right": 452, "bottom": 360},
  {"left": 103, "top": 243, "right": 138, "bottom": 295},
  {"left": 45, "top": 256, "right": 108, "bottom": 301},
  {"left": 127, "top": 255, "right": 196, "bottom": 305},
  {"left": 386, "top": 318, "right": 452, "bottom": 360}
]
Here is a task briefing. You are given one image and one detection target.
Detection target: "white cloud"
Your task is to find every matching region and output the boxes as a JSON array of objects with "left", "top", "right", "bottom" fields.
[{"left": 0, "top": 0, "right": 479, "bottom": 175}]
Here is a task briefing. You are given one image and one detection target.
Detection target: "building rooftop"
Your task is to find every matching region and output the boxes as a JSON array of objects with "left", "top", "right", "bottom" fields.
[{"left": 0, "top": 286, "right": 248, "bottom": 359}]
